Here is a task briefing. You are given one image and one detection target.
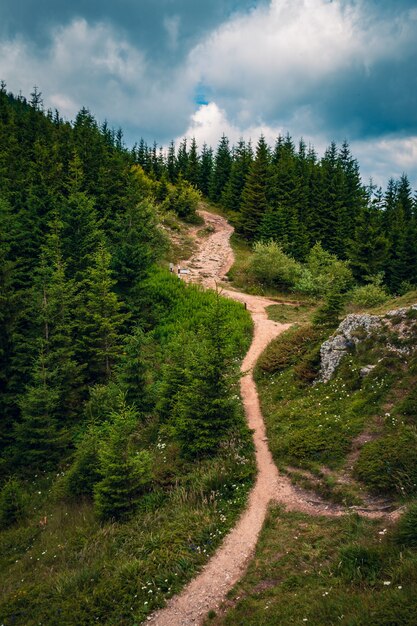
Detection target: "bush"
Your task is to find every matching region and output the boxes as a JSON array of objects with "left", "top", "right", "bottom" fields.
[
  {"left": 0, "top": 478, "right": 27, "bottom": 529},
  {"left": 354, "top": 427, "right": 417, "bottom": 495},
  {"left": 63, "top": 427, "right": 102, "bottom": 498},
  {"left": 258, "top": 325, "right": 321, "bottom": 374},
  {"left": 313, "top": 290, "right": 346, "bottom": 328},
  {"left": 394, "top": 503, "right": 417, "bottom": 547},
  {"left": 248, "top": 241, "right": 302, "bottom": 289},
  {"left": 350, "top": 276, "right": 389, "bottom": 308},
  {"left": 295, "top": 243, "right": 353, "bottom": 297},
  {"left": 161, "top": 177, "right": 202, "bottom": 223}
]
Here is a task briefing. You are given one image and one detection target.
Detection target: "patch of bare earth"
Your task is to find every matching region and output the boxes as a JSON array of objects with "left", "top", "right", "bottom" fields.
[{"left": 148, "top": 211, "right": 400, "bottom": 626}]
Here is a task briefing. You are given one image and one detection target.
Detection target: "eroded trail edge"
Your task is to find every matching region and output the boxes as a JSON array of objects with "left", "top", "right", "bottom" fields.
[{"left": 148, "top": 211, "right": 396, "bottom": 626}]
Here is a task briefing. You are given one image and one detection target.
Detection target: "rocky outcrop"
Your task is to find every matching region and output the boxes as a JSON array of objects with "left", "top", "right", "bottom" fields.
[
  {"left": 317, "top": 304, "right": 417, "bottom": 383},
  {"left": 318, "top": 314, "right": 381, "bottom": 383}
]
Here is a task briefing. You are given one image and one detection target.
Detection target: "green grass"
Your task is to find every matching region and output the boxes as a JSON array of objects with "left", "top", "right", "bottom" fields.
[
  {"left": 0, "top": 269, "right": 255, "bottom": 625},
  {"left": 207, "top": 506, "right": 417, "bottom": 626},
  {"left": 256, "top": 310, "right": 417, "bottom": 499},
  {"left": 266, "top": 302, "right": 317, "bottom": 324},
  {"left": 368, "top": 290, "right": 417, "bottom": 315},
  {"left": 0, "top": 443, "right": 255, "bottom": 625}
]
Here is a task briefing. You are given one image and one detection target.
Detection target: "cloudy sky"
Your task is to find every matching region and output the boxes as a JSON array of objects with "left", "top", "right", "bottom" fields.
[{"left": 1, "top": 0, "right": 416, "bottom": 188}]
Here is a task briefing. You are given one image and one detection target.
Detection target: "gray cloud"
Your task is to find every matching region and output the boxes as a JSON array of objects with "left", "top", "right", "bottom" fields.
[{"left": 0, "top": 0, "right": 416, "bottom": 187}]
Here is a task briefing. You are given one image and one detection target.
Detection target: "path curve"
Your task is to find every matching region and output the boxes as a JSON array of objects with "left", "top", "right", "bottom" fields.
[{"left": 148, "top": 210, "right": 399, "bottom": 626}]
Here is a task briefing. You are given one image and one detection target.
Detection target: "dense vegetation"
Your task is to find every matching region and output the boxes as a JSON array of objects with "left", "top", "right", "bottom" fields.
[
  {"left": 136, "top": 133, "right": 417, "bottom": 295},
  {"left": 2, "top": 83, "right": 417, "bottom": 625},
  {"left": 0, "top": 87, "right": 254, "bottom": 624}
]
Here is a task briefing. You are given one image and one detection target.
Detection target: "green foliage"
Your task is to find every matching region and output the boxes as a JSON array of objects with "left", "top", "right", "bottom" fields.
[
  {"left": 0, "top": 478, "right": 27, "bottom": 529},
  {"left": 312, "top": 289, "right": 346, "bottom": 328},
  {"left": 354, "top": 427, "right": 417, "bottom": 495},
  {"left": 237, "top": 135, "right": 270, "bottom": 240},
  {"left": 337, "top": 544, "right": 384, "bottom": 585},
  {"left": 62, "top": 427, "right": 101, "bottom": 498},
  {"left": 394, "top": 503, "right": 417, "bottom": 547},
  {"left": 171, "top": 298, "right": 242, "bottom": 458},
  {"left": 94, "top": 401, "right": 153, "bottom": 521},
  {"left": 350, "top": 275, "right": 389, "bottom": 308},
  {"left": 162, "top": 176, "right": 202, "bottom": 223},
  {"left": 247, "top": 240, "right": 302, "bottom": 290},
  {"left": 258, "top": 325, "right": 322, "bottom": 374},
  {"left": 78, "top": 242, "right": 128, "bottom": 383},
  {"left": 295, "top": 243, "right": 353, "bottom": 297}
]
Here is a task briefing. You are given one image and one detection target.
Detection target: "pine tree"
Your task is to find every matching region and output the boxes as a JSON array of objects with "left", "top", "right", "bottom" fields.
[
  {"left": 167, "top": 140, "right": 177, "bottom": 182},
  {"left": 238, "top": 136, "right": 271, "bottom": 240},
  {"left": 186, "top": 137, "right": 200, "bottom": 188},
  {"left": 79, "top": 242, "right": 128, "bottom": 384},
  {"left": 209, "top": 135, "right": 232, "bottom": 202},
  {"left": 112, "top": 195, "right": 166, "bottom": 301},
  {"left": 173, "top": 296, "right": 240, "bottom": 458},
  {"left": 15, "top": 347, "right": 64, "bottom": 470},
  {"left": 116, "top": 327, "right": 151, "bottom": 412},
  {"left": 198, "top": 143, "right": 213, "bottom": 196},
  {"left": 348, "top": 206, "right": 389, "bottom": 281},
  {"left": 94, "top": 401, "right": 152, "bottom": 520},
  {"left": 221, "top": 139, "right": 253, "bottom": 213},
  {"left": 176, "top": 138, "right": 188, "bottom": 179}
]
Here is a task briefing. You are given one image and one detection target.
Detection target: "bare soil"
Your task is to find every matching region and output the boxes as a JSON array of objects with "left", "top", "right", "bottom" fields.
[{"left": 148, "top": 211, "right": 400, "bottom": 626}]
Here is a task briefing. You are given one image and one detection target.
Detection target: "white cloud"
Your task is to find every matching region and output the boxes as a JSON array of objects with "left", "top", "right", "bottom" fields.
[
  {"left": 185, "top": 0, "right": 416, "bottom": 127},
  {"left": 179, "top": 101, "right": 284, "bottom": 147}
]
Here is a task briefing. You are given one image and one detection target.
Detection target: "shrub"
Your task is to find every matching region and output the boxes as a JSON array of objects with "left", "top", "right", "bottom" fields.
[
  {"left": 161, "top": 177, "right": 202, "bottom": 223},
  {"left": 350, "top": 276, "right": 389, "bottom": 308},
  {"left": 394, "top": 503, "right": 417, "bottom": 547},
  {"left": 293, "top": 344, "right": 323, "bottom": 384},
  {"left": 295, "top": 243, "right": 353, "bottom": 297},
  {"left": 0, "top": 478, "right": 27, "bottom": 529},
  {"left": 257, "top": 325, "right": 321, "bottom": 374},
  {"left": 312, "top": 289, "right": 346, "bottom": 328},
  {"left": 354, "top": 427, "right": 417, "bottom": 495},
  {"left": 248, "top": 241, "right": 302, "bottom": 289},
  {"left": 63, "top": 427, "right": 102, "bottom": 498}
]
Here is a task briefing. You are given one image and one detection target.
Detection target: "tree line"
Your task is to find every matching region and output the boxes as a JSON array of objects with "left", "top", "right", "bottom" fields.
[{"left": 136, "top": 134, "right": 417, "bottom": 294}]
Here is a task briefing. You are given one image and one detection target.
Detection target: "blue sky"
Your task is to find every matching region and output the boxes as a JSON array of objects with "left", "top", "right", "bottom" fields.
[{"left": 0, "top": 0, "right": 416, "bottom": 188}]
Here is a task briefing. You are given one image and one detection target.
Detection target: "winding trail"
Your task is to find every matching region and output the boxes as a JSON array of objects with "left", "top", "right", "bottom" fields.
[{"left": 148, "top": 210, "right": 399, "bottom": 626}]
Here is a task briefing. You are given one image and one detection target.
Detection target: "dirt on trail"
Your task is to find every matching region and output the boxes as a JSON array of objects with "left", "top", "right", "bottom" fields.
[{"left": 148, "top": 210, "right": 399, "bottom": 626}]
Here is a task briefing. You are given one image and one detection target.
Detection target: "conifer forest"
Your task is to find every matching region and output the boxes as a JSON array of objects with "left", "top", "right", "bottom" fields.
[{"left": 1, "top": 84, "right": 417, "bottom": 625}]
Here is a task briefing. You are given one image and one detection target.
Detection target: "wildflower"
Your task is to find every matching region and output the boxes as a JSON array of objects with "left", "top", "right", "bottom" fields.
[{"left": 383, "top": 581, "right": 391, "bottom": 586}]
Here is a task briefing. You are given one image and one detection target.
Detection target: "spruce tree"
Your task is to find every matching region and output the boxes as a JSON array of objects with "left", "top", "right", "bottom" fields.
[
  {"left": 209, "top": 135, "right": 232, "bottom": 202},
  {"left": 79, "top": 242, "right": 128, "bottom": 384},
  {"left": 186, "top": 137, "right": 200, "bottom": 188},
  {"left": 173, "top": 296, "right": 240, "bottom": 458},
  {"left": 198, "top": 143, "right": 214, "bottom": 196},
  {"left": 221, "top": 139, "right": 253, "bottom": 213},
  {"left": 348, "top": 207, "right": 389, "bottom": 281},
  {"left": 94, "top": 401, "right": 152, "bottom": 521},
  {"left": 238, "top": 136, "right": 271, "bottom": 240}
]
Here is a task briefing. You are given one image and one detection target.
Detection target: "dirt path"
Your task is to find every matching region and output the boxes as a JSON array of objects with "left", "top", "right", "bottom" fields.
[{"left": 148, "top": 211, "right": 399, "bottom": 626}]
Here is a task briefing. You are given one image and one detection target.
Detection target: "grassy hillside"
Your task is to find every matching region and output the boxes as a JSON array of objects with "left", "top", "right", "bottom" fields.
[
  {"left": 208, "top": 293, "right": 417, "bottom": 625},
  {"left": 0, "top": 272, "right": 255, "bottom": 626},
  {"left": 207, "top": 506, "right": 417, "bottom": 626},
  {"left": 256, "top": 296, "right": 417, "bottom": 506}
]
